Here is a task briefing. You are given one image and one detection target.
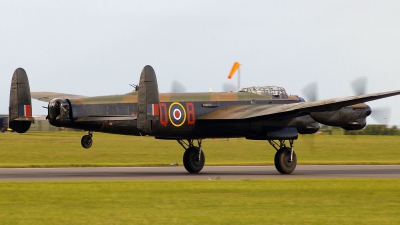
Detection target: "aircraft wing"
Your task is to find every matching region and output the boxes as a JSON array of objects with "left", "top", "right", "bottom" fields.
[
  {"left": 199, "top": 89, "right": 400, "bottom": 120},
  {"left": 31, "top": 92, "right": 88, "bottom": 102}
]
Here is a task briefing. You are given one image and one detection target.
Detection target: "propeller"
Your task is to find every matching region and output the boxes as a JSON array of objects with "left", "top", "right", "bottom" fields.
[
  {"left": 302, "top": 76, "right": 370, "bottom": 101},
  {"left": 171, "top": 80, "right": 237, "bottom": 93},
  {"left": 350, "top": 76, "right": 367, "bottom": 95},
  {"left": 350, "top": 76, "right": 391, "bottom": 125},
  {"left": 222, "top": 83, "right": 238, "bottom": 92},
  {"left": 170, "top": 80, "right": 187, "bottom": 93},
  {"left": 370, "top": 107, "right": 391, "bottom": 125},
  {"left": 301, "top": 82, "right": 318, "bottom": 102}
]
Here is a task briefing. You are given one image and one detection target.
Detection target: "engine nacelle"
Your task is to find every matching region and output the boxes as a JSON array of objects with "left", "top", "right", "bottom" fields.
[{"left": 310, "top": 104, "right": 371, "bottom": 130}]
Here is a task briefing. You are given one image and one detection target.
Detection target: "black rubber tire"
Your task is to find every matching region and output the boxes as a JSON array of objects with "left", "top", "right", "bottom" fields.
[
  {"left": 274, "top": 147, "right": 297, "bottom": 174},
  {"left": 81, "top": 135, "right": 93, "bottom": 149},
  {"left": 183, "top": 147, "right": 205, "bottom": 173}
]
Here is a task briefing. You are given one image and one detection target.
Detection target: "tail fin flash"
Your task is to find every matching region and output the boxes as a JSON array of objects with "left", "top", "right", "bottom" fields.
[
  {"left": 9, "top": 68, "right": 34, "bottom": 133},
  {"left": 137, "top": 65, "right": 160, "bottom": 134}
]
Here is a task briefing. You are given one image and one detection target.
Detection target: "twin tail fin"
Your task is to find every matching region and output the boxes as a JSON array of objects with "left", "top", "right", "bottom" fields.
[{"left": 9, "top": 68, "right": 34, "bottom": 133}]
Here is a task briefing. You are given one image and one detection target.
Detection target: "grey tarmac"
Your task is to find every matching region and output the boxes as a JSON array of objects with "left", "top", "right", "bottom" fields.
[{"left": 0, "top": 165, "right": 399, "bottom": 181}]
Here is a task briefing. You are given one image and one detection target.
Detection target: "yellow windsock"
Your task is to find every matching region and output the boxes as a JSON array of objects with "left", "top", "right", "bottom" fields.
[{"left": 228, "top": 62, "right": 240, "bottom": 79}]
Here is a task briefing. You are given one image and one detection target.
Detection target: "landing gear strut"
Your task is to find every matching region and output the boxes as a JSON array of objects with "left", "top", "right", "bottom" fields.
[
  {"left": 268, "top": 139, "right": 297, "bottom": 174},
  {"left": 178, "top": 139, "right": 205, "bottom": 173},
  {"left": 81, "top": 131, "right": 93, "bottom": 149}
]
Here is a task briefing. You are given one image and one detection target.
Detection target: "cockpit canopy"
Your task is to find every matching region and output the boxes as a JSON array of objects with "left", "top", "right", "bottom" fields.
[{"left": 239, "top": 86, "right": 288, "bottom": 99}]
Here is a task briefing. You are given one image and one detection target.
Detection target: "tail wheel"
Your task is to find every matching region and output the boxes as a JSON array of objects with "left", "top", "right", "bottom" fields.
[
  {"left": 183, "top": 147, "right": 205, "bottom": 173},
  {"left": 274, "top": 147, "right": 297, "bottom": 174},
  {"left": 81, "top": 135, "right": 93, "bottom": 149}
]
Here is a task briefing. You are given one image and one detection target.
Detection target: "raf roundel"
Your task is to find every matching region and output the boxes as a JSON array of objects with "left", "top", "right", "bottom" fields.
[
  {"left": 168, "top": 102, "right": 187, "bottom": 127},
  {"left": 173, "top": 109, "right": 181, "bottom": 120}
]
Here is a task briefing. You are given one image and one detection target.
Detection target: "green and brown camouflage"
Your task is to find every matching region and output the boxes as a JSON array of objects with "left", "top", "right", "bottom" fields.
[
  {"left": 69, "top": 89, "right": 298, "bottom": 104},
  {"left": 58, "top": 88, "right": 306, "bottom": 139}
]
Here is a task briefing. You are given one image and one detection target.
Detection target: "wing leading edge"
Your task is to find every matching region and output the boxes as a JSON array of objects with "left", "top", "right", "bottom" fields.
[{"left": 199, "top": 89, "right": 400, "bottom": 120}]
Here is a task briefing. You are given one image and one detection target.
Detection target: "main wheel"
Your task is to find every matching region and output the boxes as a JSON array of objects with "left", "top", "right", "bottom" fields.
[
  {"left": 81, "top": 135, "right": 93, "bottom": 149},
  {"left": 274, "top": 147, "right": 297, "bottom": 174},
  {"left": 183, "top": 147, "right": 205, "bottom": 173}
]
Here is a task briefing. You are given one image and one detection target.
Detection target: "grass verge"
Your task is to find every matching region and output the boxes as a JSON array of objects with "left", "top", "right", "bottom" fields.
[
  {"left": 0, "top": 179, "right": 399, "bottom": 224},
  {"left": 1, "top": 132, "right": 399, "bottom": 167}
]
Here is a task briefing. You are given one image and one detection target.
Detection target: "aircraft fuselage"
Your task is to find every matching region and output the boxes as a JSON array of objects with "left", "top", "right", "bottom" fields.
[{"left": 48, "top": 92, "right": 312, "bottom": 140}]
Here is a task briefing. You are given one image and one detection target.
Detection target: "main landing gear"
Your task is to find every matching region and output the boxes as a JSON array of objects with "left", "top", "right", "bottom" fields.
[
  {"left": 268, "top": 139, "right": 297, "bottom": 174},
  {"left": 177, "top": 139, "right": 205, "bottom": 173},
  {"left": 81, "top": 131, "right": 93, "bottom": 149}
]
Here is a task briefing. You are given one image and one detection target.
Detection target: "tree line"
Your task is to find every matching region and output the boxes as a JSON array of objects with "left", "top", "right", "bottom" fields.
[{"left": 344, "top": 125, "right": 399, "bottom": 135}]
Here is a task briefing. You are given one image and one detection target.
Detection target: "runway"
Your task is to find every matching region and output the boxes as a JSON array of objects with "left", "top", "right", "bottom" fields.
[{"left": 0, "top": 165, "right": 399, "bottom": 181}]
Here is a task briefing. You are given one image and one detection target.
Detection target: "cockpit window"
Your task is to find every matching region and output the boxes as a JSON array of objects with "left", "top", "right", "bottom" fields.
[{"left": 239, "top": 86, "right": 288, "bottom": 99}]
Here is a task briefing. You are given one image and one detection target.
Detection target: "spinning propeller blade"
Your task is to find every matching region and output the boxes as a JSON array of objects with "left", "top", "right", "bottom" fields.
[
  {"left": 351, "top": 76, "right": 367, "bottom": 96},
  {"left": 222, "top": 83, "right": 238, "bottom": 92},
  {"left": 350, "top": 76, "right": 391, "bottom": 125},
  {"left": 302, "top": 76, "right": 369, "bottom": 102},
  {"left": 170, "top": 80, "right": 187, "bottom": 93},
  {"left": 301, "top": 82, "right": 318, "bottom": 102},
  {"left": 370, "top": 107, "right": 391, "bottom": 125}
]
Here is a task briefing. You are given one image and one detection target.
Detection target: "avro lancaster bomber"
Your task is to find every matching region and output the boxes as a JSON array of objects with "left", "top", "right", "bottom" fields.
[{"left": 9, "top": 66, "right": 400, "bottom": 174}]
